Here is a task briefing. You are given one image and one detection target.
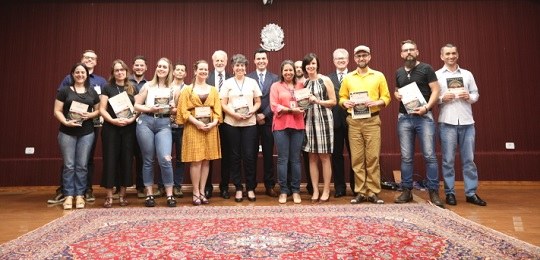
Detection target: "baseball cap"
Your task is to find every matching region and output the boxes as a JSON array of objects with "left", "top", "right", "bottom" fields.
[{"left": 353, "top": 45, "right": 370, "bottom": 54}]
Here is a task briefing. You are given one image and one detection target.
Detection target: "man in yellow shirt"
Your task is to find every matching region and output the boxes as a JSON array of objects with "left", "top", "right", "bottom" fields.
[{"left": 339, "top": 45, "right": 391, "bottom": 204}]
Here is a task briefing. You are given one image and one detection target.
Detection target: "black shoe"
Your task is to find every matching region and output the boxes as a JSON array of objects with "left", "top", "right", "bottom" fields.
[
  {"left": 166, "top": 196, "right": 177, "bottom": 207},
  {"left": 247, "top": 191, "right": 256, "bottom": 202},
  {"left": 350, "top": 194, "right": 366, "bottom": 204},
  {"left": 145, "top": 195, "right": 156, "bottom": 207},
  {"left": 47, "top": 192, "right": 66, "bottom": 204},
  {"left": 446, "top": 194, "right": 457, "bottom": 205},
  {"left": 429, "top": 190, "right": 445, "bottom": 208},
  {"left": 395, "top": 189, "right": 413, "bottom": 203},
  {"left": 220, "top": 190, "right": 230, "bottom": 199},
  {"left": 466, "top": 194, "right": 487, "bottom": 206},
  {"left": 204, "top": 189, "right": 213, "bottom": 199},
  {"left": 234, "top": 191, "right": 243, "bottom": 203},
  {"left": 334, "top": 191, "right": 346, "bottom": 198},
  {"left": 85, "top": 189, "right": 95, "bottom": 202},
  {"left": 368, "top": 194, "right": 384, "bottom": 204},
  {"left": 265, "top": 188, "right": 278, "bottom": 197}
]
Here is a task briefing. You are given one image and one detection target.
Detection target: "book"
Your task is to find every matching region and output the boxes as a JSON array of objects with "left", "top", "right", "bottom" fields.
[
  {"left": 232, "top": 97, "right": 249, "bottom": 115},
  {"left": 148, "top": 88, "right": 171, "bottom": 114},
  {"left": 195, "top": 106, "right": 212, "bottom": 124},
  {"left": 446, "top": 77, "right": 466, "bottom": 98},
  {"left": 349, "top": 91, "right": 371, "bottom": 119},
  {"left": 294, "top": 88, "right": 312, "bottom": 110},
  {"left": 398, "top": 82, "right": 427, "bottom": 114},
  {"left": 108, "top": 91, "right": 135, "bottom": 119},
  {"left": 68, "top": 100, "right": 89, "bottom": 124}
]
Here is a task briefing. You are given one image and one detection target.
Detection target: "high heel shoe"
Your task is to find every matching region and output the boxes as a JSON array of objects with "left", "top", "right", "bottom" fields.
[
  {"left": 192, "top": 195, "right": 201, "bottom": 206},
  {"left": 235, "top": 191, "right": 243, "bottom": 202},
  {"left": 119, "top": 196, "right": 129, "bottom": 207},
  {"left": 247, "top": 191, "right": 256, "bottom": 202},
  {"left": 319, "top": 193, "right": 330, "bottom": 203},
  {"left": 103, "top": 197, "right": 113, "bottom": 208},
  {"left": 200, "top": 194, "right": 209, "bottom": 204}
]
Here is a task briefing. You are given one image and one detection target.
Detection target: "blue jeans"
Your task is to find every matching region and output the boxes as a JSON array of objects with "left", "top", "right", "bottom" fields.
[
  {"left": 397, "top": 112, "right": 439, "bottom": 190},
  {"left": 274, "top": 128, "right": 304, "bottom": 194},
  {"left": 439, "top": 123, "right": 478, "bottom": 196},
  {"left": 58, "top": 131, "right": 94, "bottom": 196},
  {"left": 136, "top": 114, "right": 174, "bottom": 187}
]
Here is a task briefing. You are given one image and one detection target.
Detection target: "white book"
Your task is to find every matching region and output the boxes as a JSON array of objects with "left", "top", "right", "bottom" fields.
[
  {"left": 108, "top": 91, "right": 135, "bottom": 119},
  {"left": 350, "top": 91, "right": 371, "bottom": 119},
  {"left": 398, "top": 82, "right": 427, "bottom": 114},
  {"left": 68, "top": 101, "right": 89, "bottom": 124}
]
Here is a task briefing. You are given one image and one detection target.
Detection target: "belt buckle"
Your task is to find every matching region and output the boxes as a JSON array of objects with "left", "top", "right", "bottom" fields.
[{"left": 153, "top": 113, "right": 159, "bottom": 118}]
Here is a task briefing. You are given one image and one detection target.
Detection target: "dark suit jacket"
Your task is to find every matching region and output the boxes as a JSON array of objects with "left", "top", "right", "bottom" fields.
[
  {"left": 247, "top": 71, "right": 279, "bottom": 126},
  {"left": 206, "top": 70, "right": 232, "bottom": 90},
  {"left": 328, "top": 70, "right": 349, "bottom": 129}
]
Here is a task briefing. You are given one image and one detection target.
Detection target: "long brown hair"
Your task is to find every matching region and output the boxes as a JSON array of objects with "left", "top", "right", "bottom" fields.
[{"left": 109, "top": 59, "right": 135, "bottom": 95}]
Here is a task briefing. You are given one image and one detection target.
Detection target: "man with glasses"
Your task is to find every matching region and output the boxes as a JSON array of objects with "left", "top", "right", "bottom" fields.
[
  {"left": 48, "top": 50, "right": 107, "bottom": 204},
  {"left": 393, "top": 40, "right": 444, "bottom": 208},
  {"left": 339, "top": 45, "right": 390, "bottom": 204}
]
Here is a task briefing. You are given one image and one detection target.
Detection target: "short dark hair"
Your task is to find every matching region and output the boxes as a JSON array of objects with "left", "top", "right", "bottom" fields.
[
  {"left": 254, "top": 48, "right": 267, "bottom": 58},
  {"left": 133, "top": 55, "right": 146, "bottom": 64},
  {"left": 302, "top": 53, "right": 319, "bottom": 75}
]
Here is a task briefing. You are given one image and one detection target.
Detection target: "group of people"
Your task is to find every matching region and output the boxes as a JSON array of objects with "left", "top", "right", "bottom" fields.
[{"left": 51, "top": 40, "right": 486, "bottom": 210}]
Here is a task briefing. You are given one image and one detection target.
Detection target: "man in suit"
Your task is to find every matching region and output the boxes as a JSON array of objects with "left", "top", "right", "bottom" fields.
[
  {"left": 205, "top": 50, "right": 233, "bottom": 199},
  {"left": 327, "top": 48, "right": 355, "bottom": 197},
  {"left": 247, "top": 49, "right": 280, "bottom": 197}
]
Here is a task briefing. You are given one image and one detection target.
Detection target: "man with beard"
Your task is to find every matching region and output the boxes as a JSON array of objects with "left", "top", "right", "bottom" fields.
[
  {"left": 339, "top": 45, "right": 390, "bottom": 204},
  {"left": 436, "top": 44, "right": 486, "bottom": 206},
  {"left": 393, "top": 40, "right": 443, "bottom": 208}
]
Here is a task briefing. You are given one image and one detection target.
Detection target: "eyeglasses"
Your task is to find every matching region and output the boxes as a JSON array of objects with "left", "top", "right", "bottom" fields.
[
  {"left": 354, "top": 54, "right": 370, "bottom": 58},
  {"left": 83, "top": 56, "right": 97, "bottom": 61}
]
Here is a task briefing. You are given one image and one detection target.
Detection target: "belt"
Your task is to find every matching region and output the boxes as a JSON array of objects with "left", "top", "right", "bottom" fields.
[
  {"left": 371, "top": 111, "right": 379, "bottom": 117},
  {"left": 144, "top": 112, "right": 171, "bottom": 118}
]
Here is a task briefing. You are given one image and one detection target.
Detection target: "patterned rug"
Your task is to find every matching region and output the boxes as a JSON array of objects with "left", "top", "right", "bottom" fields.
[{"left": 1, "top": 205, "right": 539, "bottom": 259}]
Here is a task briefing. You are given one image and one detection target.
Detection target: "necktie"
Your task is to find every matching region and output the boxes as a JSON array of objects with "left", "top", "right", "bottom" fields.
[
  {"left": 218, "top": 72, "right": 223, "bottom": 90},
  {"left": 259, "top": 73, "right": 264, "bottom": 90},
  {"left": 338, "top": 72, "right": 343, "bottom": 84}
]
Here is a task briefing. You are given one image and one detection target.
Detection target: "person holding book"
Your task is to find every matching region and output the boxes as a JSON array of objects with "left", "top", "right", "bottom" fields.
[
  {"left": 393, "top": 40, "right": 443, "bottom": 208},
  {"left": 302, "top": 53, "right": 337, "bottom": 203},
  {"left": 270, "top": 60, "right": 306, "bottom": 204},
  {"left": 339, "top": 45, "right": 391, "bottom": 204},
  {"left": 99, "top": 59, "right": 137, "bottom": 208},
  {"left": 53, "top": 63, "right": 100, "bottom": 210},
  {"left": 436, "top": 43, "right": 486, "bottom": 206},
  {"left": 48, "top": 50, "right": 107, "bottom": 205},
  {"left": 219, "top": 54, "right": 262, "bottom": 202},
  {"left": 134, "top": 57, "right": 176, "bottom": 208},
  {"left": 177, "top": 60, "right": 222, "bottom": 206}
]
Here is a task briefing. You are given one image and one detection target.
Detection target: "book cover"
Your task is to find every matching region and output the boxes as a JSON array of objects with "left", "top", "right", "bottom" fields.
[
  {"left": 232, "top": 97, "right": 249, "bottom": 115},
  {"left": 195, "top": 106, "right": 212, "bottom": 124},
  {"left": 350, "top": 91, "right": 371, "bottom": 119},
  {"left": 68, "top": 100, "right": 89, "bottom": 124},
  {"left": 294, "top": 88, "right": 312, "bottom": 110},
  {"left": 148, "top": 88, "right": 171, "bottom": 114},
  {"left": 446, "top": 77, "right": 465, "bottom": 98},
  {"left": 398, "top": 82, "right": 427, "bottom": 114},
  {"left": 108, "top": 91, "right": 135, "bottom": 119}
]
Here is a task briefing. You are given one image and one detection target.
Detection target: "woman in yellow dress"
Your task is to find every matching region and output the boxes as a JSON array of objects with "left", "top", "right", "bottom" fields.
[{"left": 177, "top": 60, "right": 222, "bottom": 205}]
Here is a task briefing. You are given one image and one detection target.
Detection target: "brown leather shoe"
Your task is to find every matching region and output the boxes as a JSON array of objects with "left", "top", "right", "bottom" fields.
[
  {"left": 265, "top": 188, "right": 278, "bottom": 197},
  {"left": 429, "top": 190, "right": 445, "bottom": 208}
]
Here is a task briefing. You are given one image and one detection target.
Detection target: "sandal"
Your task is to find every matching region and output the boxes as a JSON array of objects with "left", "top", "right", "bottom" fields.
[
  {"left": 200, "top": 194, "right": 209, "bottom": 204},
  {"left": 119, "top": 196, "right": 129, "bottom": 207},
  {"left": 350, "top": 194, "right": 366, "bottom": 204},
  {"left": 145, "top": 195, "right": 156, "bottom": 207},
  {"left": 167, "top": 196, "right": 177, "bottom": 207},
  {"left": 192, "top": 195, "right": 201, "bottom": 206},
  {"left": 103, "top": 197, "right": 113, "bottom": 208}
]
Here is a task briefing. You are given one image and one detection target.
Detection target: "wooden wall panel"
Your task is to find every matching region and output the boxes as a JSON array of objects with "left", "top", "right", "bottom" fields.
[{"left": 1, "top": 0, "right": 539, "bottom": 186}]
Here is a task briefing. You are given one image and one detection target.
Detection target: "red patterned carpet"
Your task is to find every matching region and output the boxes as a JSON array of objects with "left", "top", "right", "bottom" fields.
[{"left": 1, "top": 204, "right": 539, "bottom": 259}]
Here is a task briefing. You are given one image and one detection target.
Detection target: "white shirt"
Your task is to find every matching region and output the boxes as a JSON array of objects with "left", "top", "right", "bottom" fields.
[{"left": 436, "top": 66, "right": 479, "bottom": 125}]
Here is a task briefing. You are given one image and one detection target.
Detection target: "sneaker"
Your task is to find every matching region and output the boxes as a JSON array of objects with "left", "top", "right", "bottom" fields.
[
  {"left": 173, "top": 186, "right": 184, "bottom": 198},
  {"left": 137, "top": 190, "right": 146, "bottom": 199},
  {"left": 63, "top": 196, "right": 73, "bottom": 210},
  {"left": 47, "top": 192, "right": 66, "bottom": 204},
  {"left": 75, "top": 195, "right": 85, "bottom": 209},
  {"left": 85, "top": 189, "right": 96, "bottom": 202}
]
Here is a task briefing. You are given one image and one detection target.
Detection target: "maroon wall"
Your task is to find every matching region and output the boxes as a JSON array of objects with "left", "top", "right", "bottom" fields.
[{"left": 1, "top": 0, "right": 539, "bottom": 186}]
